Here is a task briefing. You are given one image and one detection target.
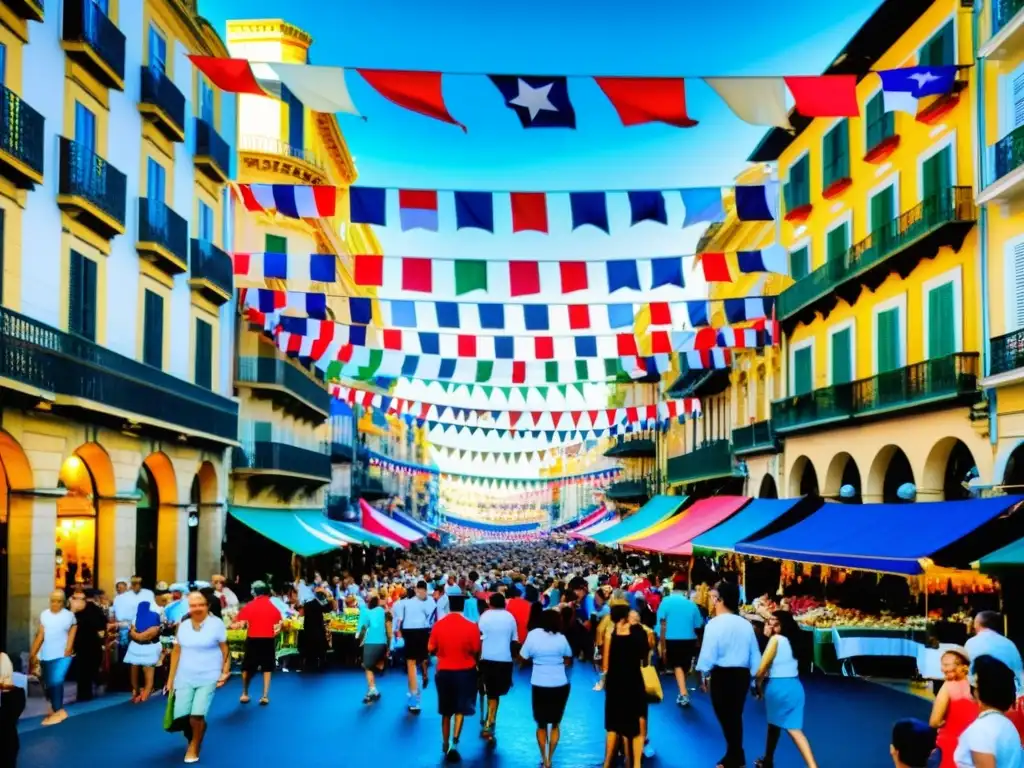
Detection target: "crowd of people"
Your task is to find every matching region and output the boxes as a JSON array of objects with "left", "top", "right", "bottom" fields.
[{"left": 5, "top": 540, "right": 1024, "bottom": 767}]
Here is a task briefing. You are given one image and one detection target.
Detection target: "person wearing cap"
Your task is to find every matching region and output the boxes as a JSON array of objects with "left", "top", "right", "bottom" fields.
[
  {"left": 232, "top": 581, "right": 281, "bottom": 706},
  {"left": 890, "top": 719, "right": 937, "bottom": 768},
  {"left": 928, "top": 646, "right": 977, "bottom": 768}
]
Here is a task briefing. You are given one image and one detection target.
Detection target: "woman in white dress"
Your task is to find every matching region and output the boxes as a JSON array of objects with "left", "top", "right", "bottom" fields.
[{"left": 123, "top": 600, "right": 161, "bottom": 702}]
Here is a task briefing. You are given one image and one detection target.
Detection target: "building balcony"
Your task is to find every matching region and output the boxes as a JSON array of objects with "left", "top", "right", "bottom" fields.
[
  {"left": 731, "top": 420, "right": 781, "bottom": 455},
  {"left": 778, "top": 187, "right": 976, "bottom": 329},
  {"left": 666, "top": 439, "right": 736, "bottom": 485},
  {"left": 0, "top": 85, "right": 43, "bottom": 187},
  {"left": 235, "top": 356, "right": 330, "bottom": 421},
  {"left": 979, "top": 0, "right": 1024, "bottom": 59},
  {"left": 331, "top": 418, "right": 355, "bottom": 462},
  {"left": 189, "top": 239, "right": 233, "bottom": 305},
  {"left": 353, "top": 476, "right": 388, "bottom": 501},
  {"left": 232, "top": 441, "right": 331, "bottom": 483},
  {"left": 988, "top": 329, "right": 1024, "bottom": 384},
  {"left": 772, "top": 352, "right": 980, "bottom": 435},
  {"left": 0, "top": 306, "right": 238, "bottom": 445},
  {"left": 60, "top": 0, "right": 125, "bottom": 91},
  {"left": 604, "top": 437, "right": 656, "bottom": 458},
  {"left": 238, "top": 134, "right": 327, "bottom": 185},
  {"left": 605, "top": 479, "right": 650, "bottom": 503},
  {"left": 665, "top": 355, "right": 732, "bottom": 398},
  {"left": 57, "top": 137, "right": 127, "bottom": 239},
  {"left": 326, "top": 494, "right": 352, "bottom": 520},
  {"left": 137, "top": 198, "right": 188, "bottom": 275},
  {"left": 139, "top": 66, "right": 185, "bottom": 142},
  {"left": 978, "top": 125, "right": 1024, "bottom": 205},
  {"left": 3, "top": 0, "right": 44, "bottom": 23},
  {"left": 194, "top": 118, "right": 230, "bottom": 183}
]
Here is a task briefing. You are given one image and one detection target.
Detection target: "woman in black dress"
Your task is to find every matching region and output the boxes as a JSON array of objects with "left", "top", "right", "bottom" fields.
[{"left": 600, "top": 603, "right": 648, "bottom": 768}]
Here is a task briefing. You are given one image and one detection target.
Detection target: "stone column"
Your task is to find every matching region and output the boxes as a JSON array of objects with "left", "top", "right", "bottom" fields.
[
  {"left": 158, "top": 504, "right": 189, "bottom": 584},
  {"left": 96, "top": 494, "right": 139, "bottom": 595},
  {"left": 6, "top": 491, "right": 62, "bottom": 660},
  {"left": 197, "top": 502, "right": 226, "bottom": 581}
]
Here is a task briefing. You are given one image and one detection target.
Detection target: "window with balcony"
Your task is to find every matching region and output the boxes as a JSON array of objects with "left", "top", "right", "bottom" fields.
[
  {"left": 147, "top": 157, "right": 165, "bottom": 201},
  {"left": 876, "top": 305, "right": 903, "bottom": 373},
  {"left": 865, "top": 91, "right": 895, "bottom": 151},
  {"left": 789, "top": 245, "right": 810, "bottom": 280},
  {"left": 920, "top": 21, "right": 954, "bottom": 67},
  {"left": 69, "top": 250, "right": 97, "bottom": 340},
  {"left": 922, "top": 145, "right": 952, "bottom": 202},
  {"left": 198, "top": 200, "right": 213, "bottom": 242},
  {"left": 148, "top": 24, "right": 166, "bottom": 73},
  {"left": 926, "top": 280, "right": 957, "bottom": 358},
  {"left": 870, "top": 184, "right": 895, "bottom": 234},
  {"left": 830, "top": 326, "right": 854, "bottom": 385},
  {"left": 822, "top": 119, "right": 850, "bottom": 189},
  {"left": 784, "top": 154, "right": 810, "bottom": 211},
  {"left": 142, "top": 289, "right": 164, "bottom": 368},
  {"left": 792, "top": 344, "right": 813, "bottom": 395},
  {"left": 826, "top": 221, "right": 849, "bottom": 264},
  {"left": 194, "top": 318, "right": 212, "bottom": 389},
  {"left": 75, "top": 101, "right": 95, "bottom": 151}
]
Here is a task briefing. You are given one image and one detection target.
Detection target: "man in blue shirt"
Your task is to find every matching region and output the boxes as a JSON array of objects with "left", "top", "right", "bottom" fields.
[{"left": 657, "top": 582, "right": 705, "bottom": 706}]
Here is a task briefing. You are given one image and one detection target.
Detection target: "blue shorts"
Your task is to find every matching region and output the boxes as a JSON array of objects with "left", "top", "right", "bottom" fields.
[{"left": 173, "top": 683, "right": 217, "bottom": 719}]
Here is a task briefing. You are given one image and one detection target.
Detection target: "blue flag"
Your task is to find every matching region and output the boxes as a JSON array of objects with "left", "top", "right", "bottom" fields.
[
  {"left": 878, "top": 66, "right": 957, "bottom": 115},
  {"left": 489, "top": 75, "right": 576, "bottom": 128}
]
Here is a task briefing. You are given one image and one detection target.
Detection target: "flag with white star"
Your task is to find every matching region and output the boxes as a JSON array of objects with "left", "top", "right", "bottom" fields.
[
  {"left": 877, "top": 66, "right": 957, "bottom": 116},
  {"left": 489, "top": 75, "right": 576, "bottom": 128}
]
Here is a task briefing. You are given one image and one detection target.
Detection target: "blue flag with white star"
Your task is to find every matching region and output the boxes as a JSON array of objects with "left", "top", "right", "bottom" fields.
[{"left": 489, "top": 75, "right": 576, "bottom": 128}]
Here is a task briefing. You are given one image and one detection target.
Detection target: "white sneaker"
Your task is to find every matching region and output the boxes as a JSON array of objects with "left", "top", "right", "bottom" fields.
[{"left": 677, "top": 694, "right": 690, "bottom": 707}]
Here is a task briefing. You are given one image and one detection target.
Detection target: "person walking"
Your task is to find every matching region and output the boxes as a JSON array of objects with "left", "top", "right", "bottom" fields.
[
  {"left": 477, "top": 592, "right": 518, "bottom": 742},
  {"left": 231, "top": 581, "right": 281, "bottom": 706},
  {"left": 124, "top": 600, "right": 162, "bottom": 703},
  {"left": 29, "top": 590, "right": 77, "bottom": 726},
  {"left": 929, "top": 647, "right": 978, "bottom": 768},
  {"left": 520, "top": 609, "right": 574, "bottom": 768},
  {"left": 165, "top": 591, "right": 230, "bottom": 764},
  {"left": 428, "top": 595, "right": 481, "bottom": 763},
  {"left": 395, "top": 580, "right": 437, "bottom": 713},
  {"left": 754, "top": 611, "right": 818, "bottom": 767},
  {"left": 953, "top": 655, "right": 1024, "bottom": 767},
  {"left": 70, "top": 588, "right": 105, "bottom": 702},
  {"left": 599, "top": 603, "right": 649, "bottom": 768},
  {"left": 356, "top": 595, "right": 390, "bottom": 703},
  {"left": 696, "top": 580, "right": 762, "bottom": 768},
  {"left": 657, "top": 581, "right": 705, "bottom": 707}
]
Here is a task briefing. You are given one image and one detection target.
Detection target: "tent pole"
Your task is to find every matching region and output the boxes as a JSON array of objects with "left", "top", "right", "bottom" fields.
[{"left": 741, "top": 558, "right": 747, "bottom": 605}]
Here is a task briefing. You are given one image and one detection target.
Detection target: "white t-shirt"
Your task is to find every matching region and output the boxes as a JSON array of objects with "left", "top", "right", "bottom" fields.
[
  {"left": 954, "top": 710, "right": 1024, "bottom": 768},
  {"left": 173, "top": 617, "right": 227, "bottom": 690},
  {"left": 478, "top": 609, "right": 518, "bottom": 662},
  {"left": 520, "top": 628, "right": 572, "bottom": 688},
  {"left": 39, "top": 609, "right": 76, "bottom": 661}
]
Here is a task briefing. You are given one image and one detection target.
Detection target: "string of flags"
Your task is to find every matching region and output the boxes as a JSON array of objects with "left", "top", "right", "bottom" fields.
[
  {"left": 433, "top": 444, "right": 567, "bottom": 463},
  {"left": 438, "top": 468, "right": 620, "bottom": 489},
  {"left": 426, "top": 418, "right": 663, "bottom": 444},
  {"left": 243, "top": 289, "right": 777, "bottom": 330},
  {"left": 191, "top": 55, "right": 960, "bottom": 131},
  {"left": 363, "top": 380, "right": 610, "bottom": 408}
]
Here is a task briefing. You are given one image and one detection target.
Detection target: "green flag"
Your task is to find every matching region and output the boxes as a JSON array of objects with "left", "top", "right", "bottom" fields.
[
  {"left": 475, "top": 361, "right": 494, "bottom": 383},
  {"left": 454, "top": 260, "right": 488, "bottom": 295},
  {"left": 576, "top": 360, "right": 589, "bottom": 381},
  {"left": 556, "top": 384, "right": 568, "bottom": 399},
  {"left": 545, "top": 362, "right": 559, "bottom": 383},
  {"left": 481, "top": 385, "right": 493, "bottom": 399}
]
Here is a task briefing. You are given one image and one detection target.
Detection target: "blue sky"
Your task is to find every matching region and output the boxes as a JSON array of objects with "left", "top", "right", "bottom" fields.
[{"left": 203, "top": 0, "right": 882, "bottom": 475}]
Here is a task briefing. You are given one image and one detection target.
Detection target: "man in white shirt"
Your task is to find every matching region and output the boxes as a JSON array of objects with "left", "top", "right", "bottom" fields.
[
  {"left": 395, "top": 580, "right": 437, "bottom": 712},
  {"left": 476, "top": 593, "right": 518, "bottom": 740},
  {"left": 966, "top": 611, "right": 1024, "bottom": 694},
  {"left": 696, "top": 580, "right": 761, "bottom": 768}
]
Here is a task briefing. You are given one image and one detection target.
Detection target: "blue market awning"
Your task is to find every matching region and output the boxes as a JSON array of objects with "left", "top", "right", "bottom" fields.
[
  {"left": 590, "top": 495, "right": 687, "bottom": 546},
  {"left": 229, "top": 507, "right": 353, "bottom": 557},
  {"left": 444, "top": 514, "right": 540, "bottom": 533},
  {"left": 692, "top": 497, "right": 813, "bottom": 554},
  {"left": 391, "top": 507, "right": 435, "bottom": 535},
  {"left": 736, "top": 496, "right": 1024, "bottom": 575}
]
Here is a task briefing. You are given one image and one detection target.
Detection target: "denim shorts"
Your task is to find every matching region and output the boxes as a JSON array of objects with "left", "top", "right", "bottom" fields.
[{"left": 173, "top": 683, "right": 217, "bottom": 719}]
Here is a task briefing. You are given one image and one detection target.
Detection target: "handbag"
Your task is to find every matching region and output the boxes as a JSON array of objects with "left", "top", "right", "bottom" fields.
[
  {"left": 162, "top": 691, "right": 175, "bottom": 731},
  {"left": 642, "top": 663, "right": 663, "bottom": 703}
]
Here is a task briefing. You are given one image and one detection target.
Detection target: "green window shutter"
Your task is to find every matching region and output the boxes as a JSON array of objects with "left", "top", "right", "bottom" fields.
[
  {"left": 870, "top": 185, "right": 895, "bottom": 234},
  {"left": 787, "top": 155, "right": 810, "bottom": 208},
  {"left": 142, "top": 289, "right": 164, "bottom": 368},
  {"left": 831, "top": 327, "right": 853, "bottom": 384},
  {"left": 265, "top": 233, "right": 287, "bottom": 253},
  {"left": 927, "top": 282, "right": 956, "bottom": 358},
  {"left": 253, "top": 421, "right": 273, "bottom": 442},
  {"left": 68, "top": 250, "right": 82, "bottom": 334},
  {"left": 833, "top": 120, "right": 849, "bottom": 182},
  {"left": 827, "top": 223, "right": 848, "bottom": 262},
  {"left": 69, "top": 251, "right": 97, "bottom": 341},
  {"left": 866, "top": 92, "right": 884, "bottom": 149},
  {"left": 793, "top": 346, "right": 813, "bottom": 395},
  {"left": 194, "top": 319, "right": 213, "bottom": 388},
  {"left": 822, "top": 130, "right": 834, "bottom": 189},
  {"left": 877, "top": 307, "right": 901, "bottom": 372},
  {"left": 789, "top": 246, "right": 810, "bottom": 280},
  {"left": 922, "top": 146, "right": 952, "bottom": 222},
  {"left": 921, "top": 22, "right": 954, "bottom": 67}
]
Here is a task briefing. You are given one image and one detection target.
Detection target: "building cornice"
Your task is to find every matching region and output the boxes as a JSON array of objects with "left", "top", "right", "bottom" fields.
[
  {"left": 226, "top": 19, "right": 313, "bottom": 48},
  {"left": 314, "top": 113, "right": 357, "bottom": 185}
]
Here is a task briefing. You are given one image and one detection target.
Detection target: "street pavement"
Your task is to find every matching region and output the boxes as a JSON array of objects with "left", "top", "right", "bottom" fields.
[{"left": 17, "top": 664, "right": 928, "bottom": 767}]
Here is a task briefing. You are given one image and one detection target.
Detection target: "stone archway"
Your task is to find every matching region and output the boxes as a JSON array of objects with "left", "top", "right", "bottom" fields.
[
  {"left": 59, "top": 443, "right": 115, "bottom": 592},
  {"left": 138, "top": 452, "right": 178, "bottom": 585},
  {"left": 788, "top": 456, "right": 820, "bottom": 498},
  {"left": 758, "top": 474, "right": 778, "bottom": 499},
  {"left": 1004, "top": 442, "right": 1024, "bottom": 490},
  {"left": 922, "top": 437, "right": 978, "bottom": 501},
  {"left": 867, "top": 445, "right": 916, "bottom": 503},
  {"left": 188, "top": 461, "right": 219, "bottom": 582},
  {"left": 825, "top": 452, "right": 862, "bottom": 503},
  {"left": 0, "top": 430, "right": 35, "bottom": 655}
]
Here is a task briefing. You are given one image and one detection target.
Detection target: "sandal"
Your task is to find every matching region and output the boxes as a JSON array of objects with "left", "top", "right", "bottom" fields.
[
  {"left": 259, "top": 697, "right": 269, "bottom": 705},
  {"left": 239, "top": 695, "right": 251, "bottom": 704}
]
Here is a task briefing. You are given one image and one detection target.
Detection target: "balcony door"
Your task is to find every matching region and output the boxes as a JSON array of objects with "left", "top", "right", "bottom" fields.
[
  {"left": 927, "top": 280, "right": 956, "bottom": 359},
  {"left": 875, "top": 304, "right": 904, "bottom": 406},
  {"left": 870, "top": 184, "right": 895, "bottom": 253},
  {"left": 148, "top": 25, "right": 166, "bottom": 74},
  {"left": 792, "top": 345, "right": 812, "bottom": 395},
  {"left": 830, "top": 327, "right": 853, "bottom": 385},
  {"left": 921, "top": 145, "right": 951, "bottom": 226}
]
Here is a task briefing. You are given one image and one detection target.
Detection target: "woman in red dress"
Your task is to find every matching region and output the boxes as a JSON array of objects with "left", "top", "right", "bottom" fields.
[{"left": 929, "top": 647, "right": 979, "bottom": 768}]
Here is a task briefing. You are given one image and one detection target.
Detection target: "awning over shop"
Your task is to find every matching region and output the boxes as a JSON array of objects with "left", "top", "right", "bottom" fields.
[
  {"left": 328, "top": 518, "right": 400, "bottom": 549},
  {"left": 391, "top": 507, "right": 436, "bottom": 536},
  {"left": 691, "top": 497, "right": 812, "bottom": 554},
  {"left": 977, "top": 536, "right": 1024, "bottom": 574},
  {"left": 444, "top": 514, "right": 541, "bottom": 532},
  {"left": 590, "top": 495, "right": 687, "bottom": 546},
  {"left": 569, "top": 513, "right": 619, "bottom": 540},
  {"left": 568, "top": 504, "right": 609, "bottom": 532},
  {"left": 229, "top": 507, "right": 353, "bottom": 558},
  {"left": 737, "top": 496, "right": 1024, "bottom": 575},
  {"left": 624, "top": 496, "right": 749, "bottom": 555},
  {"left": 360, "top": 499, "right": 424, "bottom": 549}
]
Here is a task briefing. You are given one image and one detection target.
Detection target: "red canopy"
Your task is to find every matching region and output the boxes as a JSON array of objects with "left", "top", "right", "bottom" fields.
[
  {"left": 360, "top": 499, "right": 418, "bottom": 549},
  {"left": 624, "top": 496, "right": 749, "bottom": 556},
  {"left": 569, "top": 504, "right": 607, "bottom": 532}
]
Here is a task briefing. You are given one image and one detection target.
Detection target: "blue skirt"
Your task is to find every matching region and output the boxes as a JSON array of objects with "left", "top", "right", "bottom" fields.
[{"left": 764, "top": 676, "right": 805, "bottom": 730}]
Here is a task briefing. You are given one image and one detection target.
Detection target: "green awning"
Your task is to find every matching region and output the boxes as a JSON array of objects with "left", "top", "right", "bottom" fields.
[
  {"left": 977, "top": 536, "right": 1024, "bottom": 574},
  {"left": 590, "top": 495, "right": 687, "bottom": 546},
  {"left": 229, "top": 507, "right": 351, "bottom": 557}
]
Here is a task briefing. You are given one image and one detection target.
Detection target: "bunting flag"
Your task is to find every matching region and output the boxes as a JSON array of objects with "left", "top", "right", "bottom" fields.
[
  {"left": 331, "top": 383, "right": 702, "bottom": 430},
  {"left": 490, "top": 75, "right": 577, "bottom": 128},
  {"left": 356, "top": 69, "right": 466, "bottom": 130},
  {"left": 435, "top": 444, "right": 567, "bottom": 463},
  {"left": 703, "top": 77, "right": 791, "bottom": 129},
  {"left": 188, "top": 56, "right": 361, "bottom": 115},
  {"left": 434, "top": 466, "right": 619, "bottom": 487},
  {"left": 271, "top": 314, "right": 767, "bottom": 361},
  {"left": 697, "top": 245, "right": 787, "bottom": 282},
  {"left": 233, "top": 252, "right": 336, "bottom": 283},
  {"left": 877, "top": 66, "right": 958, "bottom": 116},
  {"left": 346, "top": 184, "right": 776, "bottom": 232},
  {"left": 425, "top": 419, "right": 673, "bottom": 442},
  {"left": 234, "top": 183, "right": 337, "bottom": 219},
  {"left": 683, "top": 349, "right": 733, "bottom": 370},
  {"left": 782, "top": 75, "right": 859, "bottom": 118},
  {"left": 242, "top": 291, "right": 777, "bottom": 331},
  {"left": 395, "top": 381, "right": 612, "bottom": 408},
  {"left": 594, "top": 77, "right": 697, "bottom": 128}
]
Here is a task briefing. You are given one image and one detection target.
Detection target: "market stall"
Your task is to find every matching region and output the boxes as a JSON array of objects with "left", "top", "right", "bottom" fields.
[
  {"left": 622, "top": 495, "right": 750, "bottom": 555},
  {"left": 359, "top": 498, "right": 425, "bottom": 548},
  {"left": 588, "top": 495, "right": 687, "bottom": 546}
]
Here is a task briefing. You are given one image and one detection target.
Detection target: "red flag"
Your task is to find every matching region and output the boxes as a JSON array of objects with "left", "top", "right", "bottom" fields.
[
  {"left": 648, "top": 302, "right": 672, "bottom": 325},
  {"left": 700, "top": 252, "right": 732, "bottom": 282},
  {"left": 457, "top": 335, "right": 476, "bottom": 357},
  {"left": 508, "top": 412, "right": 522, "bottom": 428},
  {"left": 568, "top": 305, "right": 591, "bottom": 330},
  {"left": 534, "top": 337, "right": 555, "bottom": 359},
  {"left": 353, "top": 254, "right": 384, "bottom": 286},
  {"left": 509, "top": 192, "right": 548, "bottom": 233},
  {"left": 509, "top": 261, "right": 541, "bottom": 296},
  {"left": 650, "top": 330, "right": 672, "bottom": 354},
  {"left": 401, "top": 257, "right": 432, "bottom": 292},
  {"left": 189, "top": 56, "right": 265, "bottom": 96},
  {"left": 357, "top": 69, "right": 465, "bottom": 130},
  {"left": 512, "top": 360, "right": 526, "bottom": 383},
  {"left": 784, "top": 75, "right": 859, "bottom": 117},
  {"left": 233, "top": 252, "right": 251, "bottom": 276},
  {"left": 594, "top": 77, "right": 698, "bottom": 128},
  {"left": 694, "top": 328, "right": 718, "bottom": 350},
  {"left": 559, "top": 262, "right": 588, "bottom": 293},
  {"left": 382, "top": 329, "right": 402, "bottom": 350},
  {"left": 626, "top": 407, "right": 639, "bottom": 423},
  {"left": 616, "top": 334, "right": 638, "bottom": 356}
]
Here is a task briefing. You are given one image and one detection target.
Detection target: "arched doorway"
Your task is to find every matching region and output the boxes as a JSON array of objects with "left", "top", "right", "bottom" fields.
[
  {"left": 0, "top": 430, "right": 34, "bottom": 653},
  {"left": 923, "top": 437, "right": 978, "bottom": 501},
  {"left": 788, "top": 456, "right": 819, "bottom": 497},
  {"left": 135, "top": 465, "right": 158, "bottom": 587},
  {"left": 825, "top": 452, "right": 862, "bottom": 503},
  {"left": 758, "top": 474, "right": 778, "bottom": 499},
  {"left": 1005, "top": 442, "right": 1024, "bottom": 490},
  {"left": 869, "top": 445, "right": 916, "bottom": 503}
]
